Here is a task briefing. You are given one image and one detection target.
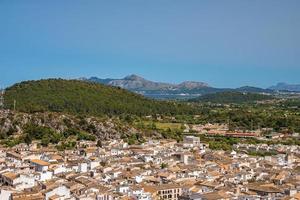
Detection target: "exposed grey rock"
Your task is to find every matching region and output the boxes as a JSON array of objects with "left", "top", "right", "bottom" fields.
[{"left": 0, "top": 110, "right": 136, "bottom": 140}]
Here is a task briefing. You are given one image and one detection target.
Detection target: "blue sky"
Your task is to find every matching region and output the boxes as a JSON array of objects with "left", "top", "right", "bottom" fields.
[{"left": 0, "top": 0, "right": 299, "bottom": 88}]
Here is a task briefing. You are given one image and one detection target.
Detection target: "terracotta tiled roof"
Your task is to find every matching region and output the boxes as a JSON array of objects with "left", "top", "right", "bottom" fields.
[
  {"left": 31, "top": 159, "right": 50, "bottom": 166},
  {"left": 2, "top": 172, "right": 18, "bottom": 180}
]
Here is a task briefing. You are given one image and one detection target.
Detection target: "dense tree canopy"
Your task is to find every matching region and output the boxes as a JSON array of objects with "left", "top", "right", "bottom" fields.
[
  {"left": 189, "top": 91, "right": 274, "bottom": 104},
  {"left": 4, "top": 79, "right": 198, "bottom": 116}
]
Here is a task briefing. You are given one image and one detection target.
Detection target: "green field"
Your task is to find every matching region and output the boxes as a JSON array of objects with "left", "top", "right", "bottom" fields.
[
  {"left": 135, "top": 121, "right": 183, "bottom": 131},
  {"left": 155, "top": 122, "right": 183, "bottom": 130}
]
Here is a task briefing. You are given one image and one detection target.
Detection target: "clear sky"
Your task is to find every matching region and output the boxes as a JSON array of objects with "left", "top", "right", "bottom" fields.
[{"left": 0, "top": 0, "right": 299, "bottom": 88}]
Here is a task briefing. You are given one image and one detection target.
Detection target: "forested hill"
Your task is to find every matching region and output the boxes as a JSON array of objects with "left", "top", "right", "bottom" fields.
[
  {"left": 4, "top": 79, "right": 196, "bottom": 116},
  {"left": 189, "top": 91, "right": 275, "bottom": 104}
]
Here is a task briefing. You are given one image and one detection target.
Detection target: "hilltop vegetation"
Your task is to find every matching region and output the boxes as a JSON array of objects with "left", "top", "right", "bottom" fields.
[
  {"left": 4, "top": 79, "right": 197, "bottom": 116},
  {"left": 190, "top": 91, "right": 275, "bottom": 104}
]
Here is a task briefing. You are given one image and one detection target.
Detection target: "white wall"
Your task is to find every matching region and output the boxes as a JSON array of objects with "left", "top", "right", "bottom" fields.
[
  {"left": 0, "top": 189, "right": 12, "bottom": 200},
  {"left": 45, "top": 185, "right": 70, "bottom": 200}
]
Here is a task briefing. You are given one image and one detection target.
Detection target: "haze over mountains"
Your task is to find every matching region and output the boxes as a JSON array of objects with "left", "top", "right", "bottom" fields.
[
  {"left": 83, "top": 74, "right": 297, "bottom": 99},
  {"left": 269, "top": 83, "right": 300, "bottom": 92}
]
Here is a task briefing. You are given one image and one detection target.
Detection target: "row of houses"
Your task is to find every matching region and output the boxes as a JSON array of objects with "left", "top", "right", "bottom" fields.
[{"left": 0, "top": 135, "right": 300, "bottom": 199}]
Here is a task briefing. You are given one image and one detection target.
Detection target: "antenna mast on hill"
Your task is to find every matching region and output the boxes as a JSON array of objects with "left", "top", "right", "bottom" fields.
[{"left": 0, "top": 87, "right": 4, "bottom": 109}]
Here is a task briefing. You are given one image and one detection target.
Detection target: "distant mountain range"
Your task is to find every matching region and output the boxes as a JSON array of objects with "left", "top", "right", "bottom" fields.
[
  {"left": 85, "top": 74, "right": 209, "bottom": 91},
  {"left": 82, "top": 75, "right": 280, "bottom": 99},
  {"left": 268, "top": 82, "right": 300, "bottom": 92}
]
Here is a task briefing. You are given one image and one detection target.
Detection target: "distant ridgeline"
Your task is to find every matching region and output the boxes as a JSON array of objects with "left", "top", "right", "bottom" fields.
[
  {"left": 3, "top": 79, "right": 197, "bottom": 116},
  {"left": 269, "top": 82, "right": 300, "bottom": 92},
  {"left": 84, "top": 75, "right": 276, "bottom": 100},
  {"left": 189, "top": 91, "right": 275, "bottom": 104}
]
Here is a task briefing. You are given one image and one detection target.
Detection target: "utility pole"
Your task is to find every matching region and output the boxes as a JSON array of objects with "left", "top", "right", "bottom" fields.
[
  {"left": 227, "top": 117, "right": 231, "bottom": 131},
  {"left": 13, "top": 100, "right": 16, "bottom": 111}
]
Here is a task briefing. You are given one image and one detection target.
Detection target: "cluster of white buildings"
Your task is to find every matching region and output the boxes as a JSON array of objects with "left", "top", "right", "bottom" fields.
[{"left": 0, "top": 136, "right": 300, "bottom": 200}]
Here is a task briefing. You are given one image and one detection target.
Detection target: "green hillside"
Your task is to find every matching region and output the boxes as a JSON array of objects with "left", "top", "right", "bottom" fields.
[
  {"left": 189, "top": 91, "right": 275, "bottom": 104},
  {"left": 4, "top": 79, "right": 195, "bottom": 116}
]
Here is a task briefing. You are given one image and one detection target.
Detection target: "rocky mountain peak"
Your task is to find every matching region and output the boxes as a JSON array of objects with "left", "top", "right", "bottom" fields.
[
  {"left": 84, "top": 75, "right": 211, "bottom": 92},
  {"left": 178, "top": 81, "right": 209, "bottom": 89},
  {"left": 124, "top": 74, "right": 145, "bottom": 81}
]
